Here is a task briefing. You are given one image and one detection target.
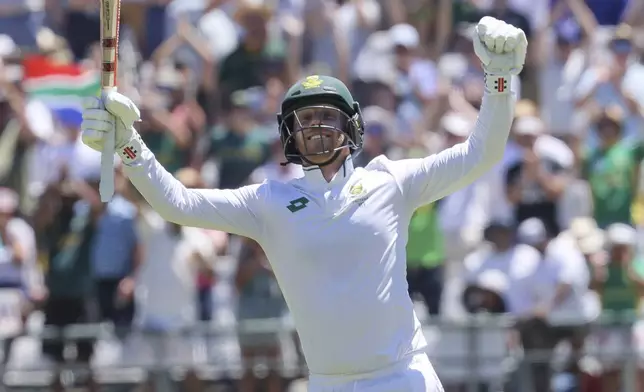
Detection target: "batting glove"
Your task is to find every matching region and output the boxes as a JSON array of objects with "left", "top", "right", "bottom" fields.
[
  {"left": 473, "top": 16, "right": 527, "bottom": 95},
  {"left": 81, "top": 91, "right": 146, "bottom": 164}
]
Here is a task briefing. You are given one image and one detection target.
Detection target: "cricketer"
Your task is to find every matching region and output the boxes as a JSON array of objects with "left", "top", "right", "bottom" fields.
[{"left": 81, "top": 16, "right": 527, "bottom": 392}]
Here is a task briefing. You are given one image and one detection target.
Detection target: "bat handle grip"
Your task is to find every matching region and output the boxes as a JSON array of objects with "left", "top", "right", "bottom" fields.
[{"left": 100, "top": 86, "right": 117, "bottom": 202}]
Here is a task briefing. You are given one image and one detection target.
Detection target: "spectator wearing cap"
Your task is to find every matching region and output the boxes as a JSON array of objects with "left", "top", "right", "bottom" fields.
[
  {"left": 561, "top": 217, "right": 607, "bottom": 270},
  {"left": 219, "top": 1, "right": 287, "bottom": 96},
  {"left": 198, "top": 89, "right": 272, "bottom": 190},
  {"left": 388, "top": 23, "right": 439, "bottom": 133},
  {"left": 574, "top": 24, "right": 644, "bottom": 147},
  {"left": 582, "top": 105, "right": 643, "bottom": 228},
  {"left": 505, "top": 115, "right": 574, "bottom": 236},
  {"left": 589, "top": 223, "right": 644, "bottom": 391},
  {"left": 515, "top": 217, "right": 594, "bottom": 392},
  {"left": 462, "top": 269, "right": 508, "bottom": 314},
  {"left": 462, "top": 219, "right": 541, "bottom": 319},
  {"left": 537, "top": 20, "right": 588, "bottom": 138}
]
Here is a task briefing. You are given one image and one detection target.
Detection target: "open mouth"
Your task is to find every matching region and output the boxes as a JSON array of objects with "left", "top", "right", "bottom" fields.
[{"left": 306, "top": 133, "right": 333, "bottom": 141}]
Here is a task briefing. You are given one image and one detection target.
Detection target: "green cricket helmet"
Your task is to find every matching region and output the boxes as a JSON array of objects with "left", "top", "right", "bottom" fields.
[{"left": 277, "top": 75, "right": 364, "bottom": 166}]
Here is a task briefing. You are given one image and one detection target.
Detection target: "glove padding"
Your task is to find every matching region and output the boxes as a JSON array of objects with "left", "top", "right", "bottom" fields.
[
  {"left": 474, "top": 16, "right": 527, "bottom": 75},
  {"left": 82, "top": 91, "right": 144, "bottom": 163},
  {"left": 473, "top": 16, "right": 527, "bottom": 94}
]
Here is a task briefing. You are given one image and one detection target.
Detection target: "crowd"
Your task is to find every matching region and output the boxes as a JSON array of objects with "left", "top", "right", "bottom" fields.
[{"left": 0, "top": 0, "right": 642, "bottom": 391}]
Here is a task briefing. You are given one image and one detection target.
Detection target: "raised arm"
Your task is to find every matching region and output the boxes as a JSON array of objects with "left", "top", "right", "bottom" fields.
[
  {"left": 378, "top": 93, "right": 513, "bottom": 209},
  {"left": 81, "top": 94, "right": 266, "bottom": 241},
  {"left": 378, "top": 17, "right": 526, "bottom": 210}
]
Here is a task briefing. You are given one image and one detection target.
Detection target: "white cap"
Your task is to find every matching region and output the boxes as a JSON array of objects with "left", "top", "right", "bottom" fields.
[
  {"left": 389, "top": 24, "right": 419, "bottom": 49},
  {"left": 476, "top": 269, "right": 509, "bottom": 295},
  {"left": 513, "top": 115, "right": 545, "bottom": 136},
  {"left": 517, "top": 217, "right": 549, "bottom": 245},
  {"left": 577, "top": 230, "right": 605, "bottom": 255},
  {"left": 440, "top": 112, "right": 471, "bottom": 137},
  {"left": 568, "top": 217, "right": 599, "bottom": 239},
  {"left": 0, "top": 34, "right": 16, "bottom": 58},
  {"left": 606, "top": 223, "right": 637, "bottom": 247}
]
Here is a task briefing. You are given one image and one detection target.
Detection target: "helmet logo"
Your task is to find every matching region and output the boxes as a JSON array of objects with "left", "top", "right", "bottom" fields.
[{"left": 301, "top": 75, "right": 323, "bottom": 89}]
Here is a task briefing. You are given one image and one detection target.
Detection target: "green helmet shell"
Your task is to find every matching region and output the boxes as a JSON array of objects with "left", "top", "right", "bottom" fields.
[{"left": 277, "top": 75, "right": 364, "bottom": 165}]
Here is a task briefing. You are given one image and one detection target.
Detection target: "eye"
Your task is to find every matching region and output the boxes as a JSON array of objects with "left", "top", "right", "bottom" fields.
[{"left": 324, "top": 112, "right": 337, "bottom": 121}]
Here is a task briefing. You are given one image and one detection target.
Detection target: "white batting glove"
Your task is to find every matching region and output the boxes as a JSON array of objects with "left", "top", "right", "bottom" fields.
[
  {"left": 473, "top": 16, "right": 527, "bottom": 95},
  {"left": 81, "top": 91, "right": 146, "bottom": 164}
]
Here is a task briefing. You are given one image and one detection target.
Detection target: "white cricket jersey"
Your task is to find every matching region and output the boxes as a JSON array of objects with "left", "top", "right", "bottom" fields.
[{"left": 122, "top": 94, "right": 514, "bottom": 376}]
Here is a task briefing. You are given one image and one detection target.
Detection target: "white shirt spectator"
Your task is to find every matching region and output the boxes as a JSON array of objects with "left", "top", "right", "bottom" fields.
[
  {"left": 135, "top": 207, "right": 200, "bottom": 330},
  {"left": 545, "top": 235, "right": 600, "bottom": 324},
  {"left": 464, "top": 243, "right": 542, "bottom": 316},
  {"left": 198, "top": 7, "right": 239, "bottom": 61}
]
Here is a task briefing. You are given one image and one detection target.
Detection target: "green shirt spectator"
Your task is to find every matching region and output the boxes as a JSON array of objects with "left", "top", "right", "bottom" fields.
[{"left": 583, "top": 141, "right": 644, "bottom": 228}]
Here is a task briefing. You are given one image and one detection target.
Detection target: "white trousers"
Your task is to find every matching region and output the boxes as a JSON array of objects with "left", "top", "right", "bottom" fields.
[{"left": 308, "top": 353, "right": 444, "bottom": 392}]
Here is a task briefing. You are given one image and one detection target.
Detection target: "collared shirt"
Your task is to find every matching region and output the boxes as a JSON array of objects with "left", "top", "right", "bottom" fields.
[{"left": 124, "top": 93, "right": 513, "bottom": 376}]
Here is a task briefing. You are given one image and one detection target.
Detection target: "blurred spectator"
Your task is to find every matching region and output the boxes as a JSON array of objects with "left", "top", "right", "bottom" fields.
[
  {"left": 406, "top": 201, "right": 445, "bottom": 317},
  {"left": 438, "top": 112, "right": 490, "bottom": 262},
  {"left": 35, "top": 173, "right": 99, "bottom": 391},
  {"left": 176, "top": 167, "right": 227, "bottom": 322},
  {"left": 138, "top": 63, "right": 206, "bottom": 174},
  {"left": 0, "top": 187, "right": 39, "bottom": 365},
  {"left": 574, "top": 24, "right": 644, "bottom": 148},
  {"left": 89, "top": 170, "right": 141, "bottom": 335},
  {"left": 505, "top": 115, "right": 574, "bottom": 236},
  {"left": 198, "top": 0, "right": 240, "bottom": 62},
  {"left": 537, "top": 20, "right": 587, "bottom": 138},
  {"left": 198, "top": 90, "right": 272, "bottom": 189},
  {"left": 582, "top": 105, "right": 643, "bottom": 228},
  {"left": 355, "top": 105, "right": 396, "bottom": 167},
  {"left": 235, "top": 237, "right": 286, "bottom": 392},
  {"left": 515, "top": 217, "right": 595, "bottom": 392},
  {"left": 462, "top": 219, "right": 542, "bottom": 317},
  {"left": 249, "top": 137, "right": 302, "bottom": 183},
  {"left": 462, "top": 268, "right": 508, "bottom": 314},
  {"left": 389, "top": 23, "right": 439, "bottom": 133},
  {"left": 219, "top": 1, "right": 286, "bottom": 96},
  {"left": 588, "top": 223, "right": 644, "bottom": 392}
]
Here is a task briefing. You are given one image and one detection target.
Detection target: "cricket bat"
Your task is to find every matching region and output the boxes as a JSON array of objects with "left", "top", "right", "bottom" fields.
[{"left": 99, "top": 0, "right": 121, "bottom": 202}]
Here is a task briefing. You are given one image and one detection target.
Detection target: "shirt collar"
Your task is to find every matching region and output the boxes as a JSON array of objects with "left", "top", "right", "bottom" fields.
[{"left": 301, "top": 155, "right": 355, "bottom": 188}]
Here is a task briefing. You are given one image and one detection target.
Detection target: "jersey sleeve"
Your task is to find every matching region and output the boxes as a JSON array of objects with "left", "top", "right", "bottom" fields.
[
  {"left": 369, "top": 93, "right": 514, "bottom": 210},
  {"left": 122, "top": 150, "right": 266, "bottom": 241}
]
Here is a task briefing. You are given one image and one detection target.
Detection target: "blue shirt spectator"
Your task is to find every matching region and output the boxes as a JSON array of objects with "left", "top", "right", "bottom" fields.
[{"left": 91, "top": 195, "right": 139, "bottom": 280}]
